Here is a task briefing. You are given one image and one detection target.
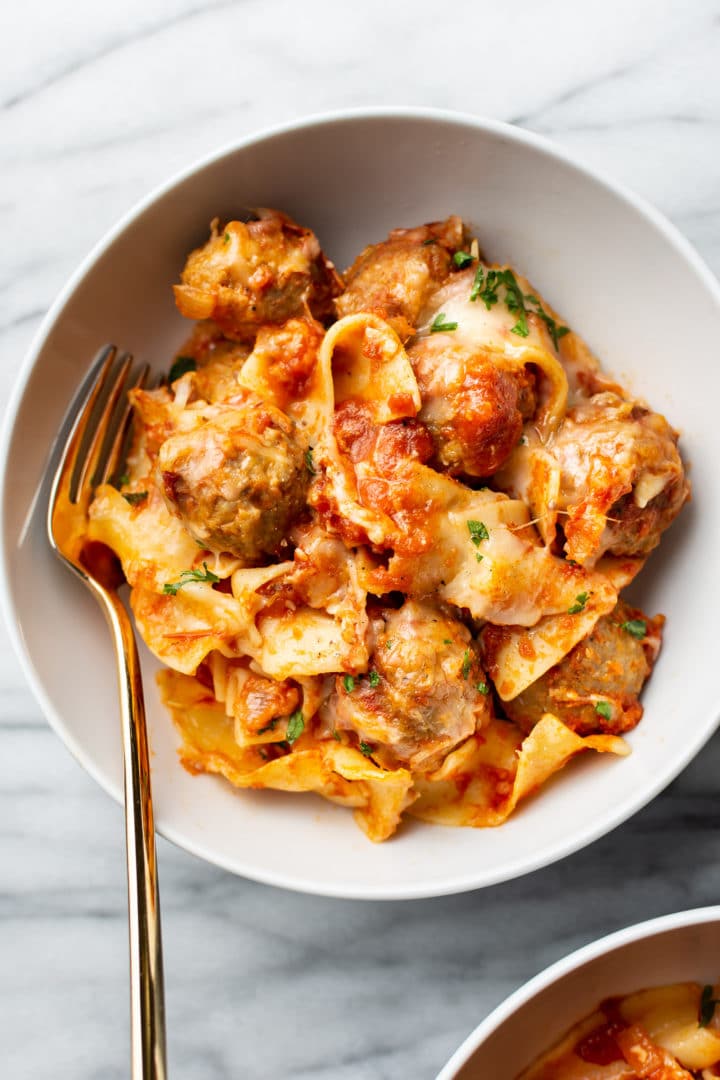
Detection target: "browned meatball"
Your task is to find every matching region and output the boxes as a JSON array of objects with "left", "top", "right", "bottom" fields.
[
  {"left": 173, "top": 209, "right": 342, "bottom": 341},
  {"left": 335, "top": 216, "right": 467, "bottom": 340},
  {"left": 167, "top": 320, "right": 251, "bottom": 404},
  {"left": 158, "top": 400, "right": 309, "bottom": 561},
  {"left": 321, "top": 600, "right": 492, "bottom": 771},
  {"left": 537, "top": 392, "right": 688, "bottom": 564},
  {"left": 502, "top": 602, "right": 664, "bottom": 737},
  {"left": 408, "top": 333, "right": 536, "bottom": 477}
]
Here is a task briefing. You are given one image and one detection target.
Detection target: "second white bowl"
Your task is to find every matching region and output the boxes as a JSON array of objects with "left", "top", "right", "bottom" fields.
[{"left": 438, "top": 907, "right": 720, "bottom": 1078}]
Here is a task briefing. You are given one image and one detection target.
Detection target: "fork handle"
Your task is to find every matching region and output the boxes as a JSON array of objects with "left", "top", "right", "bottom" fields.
[{"left": 101, "top": 588, "right": 167, "bottom": 1078}]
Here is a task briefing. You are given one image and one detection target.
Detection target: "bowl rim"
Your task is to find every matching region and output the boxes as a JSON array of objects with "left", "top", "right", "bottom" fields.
[
  {"left": 2, "top": 105, "right": 720, "bottom": 900},
  {"left": 435, "top": 904, "right": 720, "bottom": 1079}
]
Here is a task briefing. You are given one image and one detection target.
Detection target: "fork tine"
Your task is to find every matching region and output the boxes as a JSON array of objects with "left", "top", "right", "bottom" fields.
[
  {"left": 75, "top": 352, "right": 133, "bottom": 503},
  {"left": 50, "top": 345, "right": 117, "bottom": 510},
  {"left": 101, "top": 362, "right": 150, "bottom": 486}
]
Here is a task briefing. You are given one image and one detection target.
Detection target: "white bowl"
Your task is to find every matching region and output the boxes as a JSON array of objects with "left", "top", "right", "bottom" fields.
[
  {"left": 437, "top": 906, "right": 720, "bottom": 1078},
  {"left": 2, "top": 108, "right": 719, "bottom": 900}
]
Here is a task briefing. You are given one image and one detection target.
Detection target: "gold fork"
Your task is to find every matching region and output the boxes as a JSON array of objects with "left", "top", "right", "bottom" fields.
[{"left": 47, "top": 346, "right": 167, "bottom": 1079}]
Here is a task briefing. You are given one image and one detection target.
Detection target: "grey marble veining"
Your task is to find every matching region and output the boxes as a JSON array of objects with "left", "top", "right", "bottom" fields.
[{"left": 2, "top": 1, "right": 720, "bottom": 1076}]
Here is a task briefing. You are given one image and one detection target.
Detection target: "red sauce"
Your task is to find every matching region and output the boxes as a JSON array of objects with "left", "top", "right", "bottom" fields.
[
  {"left": 575, "top": 999, "right": 627, "bottom": 1066},
  {"left": 575, "top": 1019, "right": 626, "bottom": 1066}
]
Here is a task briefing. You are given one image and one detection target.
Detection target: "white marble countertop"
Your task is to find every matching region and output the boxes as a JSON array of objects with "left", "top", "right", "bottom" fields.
[{"left": 2, "top": 1, "right": 720, "bottom": 1076}]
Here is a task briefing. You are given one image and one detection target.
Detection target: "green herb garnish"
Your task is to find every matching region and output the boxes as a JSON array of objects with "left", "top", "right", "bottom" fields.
[
  {"left": 430, "top": 313, "right": 458, "bottom": 333},
  {"left": 443, "top": 639, "right": 452, "bottom": 645},
  {"left": 343, "top": 674, "right": 356, "bottom": 694},
  {"left": 258, "top": 718, "right": 277, "bottom": 735},
  {"left": 223, "top": 231, "right": 230, "bottom": 244},
  {"left": 467, "top": 520, "right": 490, "bottom": 546},
  {"left": 115, "top": 472, "right": 130, "bottom": 488},
  {"left": 286, "top": 711, "right": 304, "bottom": 744},
  {"left": 461, "top": 650, "right": 471, "bottom": 680},
  {"left": 476, "top": 681, "right": 489, "bottom": 695},
  {"left": 162, "top": 561, "right": 220, "bottom": 595},
  {"left": 453, "top": 250, "right": 475, "bottom": 269},
  {"left": 359, "top": 741, "right": 374, "bottom": 756},
  {"left": 469, "top": 265, "right": 496, "bottom": 305},
  {"left": 368, "top": 671, "right": 380, "bottom": 688},
  {"left": 595, "top": 701, "right": 612, "bottom": 721},
  {"left": 168, "top": 356, "right": 196, "bottom": 383},
  {"left": 501, "top": 270, "right": 529, "bottom": 338},
  {"left": 468, "top": 270, "right": 569, "bottom": 345},
  {"left": 305, "top": 447, "right": 315, "bottom": 475},
  {"left": 567, "top": 592, "right": 589, "bottom": 615},
  {"left": 332, "top": 729, "right": 342, "bottom": 742},
  {"left": 699, "top": 985, "right": 720, "bottom": 1027},
  {"left": 621, "top": 619, "right": 647, "bottom": 640},
  {"left": 123, "top": 491, "right": 148, "bottom": 506}
]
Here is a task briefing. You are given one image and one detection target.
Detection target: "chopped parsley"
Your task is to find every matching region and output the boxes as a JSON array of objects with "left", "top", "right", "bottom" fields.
[
  {"left": 368, "top": 670, "right": 380, "bottom": 688},
  {"left": 168, "top": 356, "right": 196, "bottom": 383},
  {"left": 699, "top": 985, "right": 719, "bottom": 1027},
  {"left": 422, "top": 237, "right": 437, "bottom": 246},
  {"left": 595, "top": 701, "right": 612, "bottom": 721},
  {"left": 430, "top": 312, "right": 458, "bottom": 334},
  {"left": 467, "top": 520, "right": 490, "bottom": 546},
  {"left": 526, "top": 297, "right": 570, "bottom": 350},
  {"left": 443, "top": 639, "right": 452, "bottom": 645},
  {"left": 476, "top": 681, "right": 490, "bottom": 695},
  {"left": 285, "top": 711, "right": 304, "bottom": 745},
  {"left": 304, "top": 447, "right": 316, "bottom": 475},
  {"left": 469, "top": 269, "right": 569, "bottom": 346},
  {"left": 223, "top": 231, "right": 230, "bottom": 244},
  {"left": 162, "top": 561, "right": 220, "bottom": 595},
  {"left": 475, "top": 552, "right": 484, "bottom": 563},
  {"left": 621, "top": 619, "right": 647, "bottom": 640},
  {"left": 123, "top": 491, "right": 148, "bottom": 506},
  {"left": 359, "top": 741, "right": 374, "bottom": 757},
  {"left": 385, "top": 639, "right": 394, "bottom": 649},
  {"left": 258, "top": 718, "right": 277, "bottom": 735},
  {"left": 501, "top": 270, "right": 529, "bottom": 338},
  {"left": 332, "top": 729, "right": 342, "bottom": 742},
  {"left": 343, "top": 674, "right": 356, "bottom": 694},
  {"left": 469, "top": 264, "right": 497, "bottom": 305},
  {"left": 453, "top": 250, "right": 475, "bottom": 269},
  {"left": 567, "top": 592, "right": 589, "bottom": 615},
  {"left": 461, "top": 649, "right": 471, "bottom": 680},
  {"left": 115, "top": 472, "right": 130, "bottom": 488}
]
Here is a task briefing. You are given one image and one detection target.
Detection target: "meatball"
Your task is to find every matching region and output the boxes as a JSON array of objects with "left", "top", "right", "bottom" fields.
[
  {"left": 408, "top": 333, "right": 536, "bottom": 477},
  {"left": 173, "top": 209, "right": 342, "bottom": 340},
  {"left": 502, "top": 601, "right": 664, "bottom": 737},
  {"left": 335, "top": 216, "right": 467, "bottom": 339},
  {"left": 168, "top": 320, "right": 251, "bottom": 404},
  {"left": 546, "top": 392, "right": 689, "bottom": 564},
  {"left": 322, "top": 600, "right": 492, "bottom": 771},
  {"left": 158, "top": 399, "right": 309, "bottom": 561}
]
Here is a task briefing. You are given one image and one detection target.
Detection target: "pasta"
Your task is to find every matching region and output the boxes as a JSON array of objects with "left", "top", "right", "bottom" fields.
[
  {"left": 73, "top": 209, "right": 689, "bottom": 841},
  {"left": 519, "top": 981, "right": 720, "bottom": 1078}
]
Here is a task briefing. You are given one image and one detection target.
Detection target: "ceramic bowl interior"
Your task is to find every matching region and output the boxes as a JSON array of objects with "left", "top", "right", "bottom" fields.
[
  {"left": 2, "top": 109, "right": 720, "bottom": 898},
  {"left": 438, "top": 907, "right": 720, "bottom": 1078}
]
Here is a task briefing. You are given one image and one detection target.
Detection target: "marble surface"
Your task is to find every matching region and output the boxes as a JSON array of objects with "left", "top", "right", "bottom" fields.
[{"left": 2, "top": 1, "right": 720, "bottom": 1076}]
